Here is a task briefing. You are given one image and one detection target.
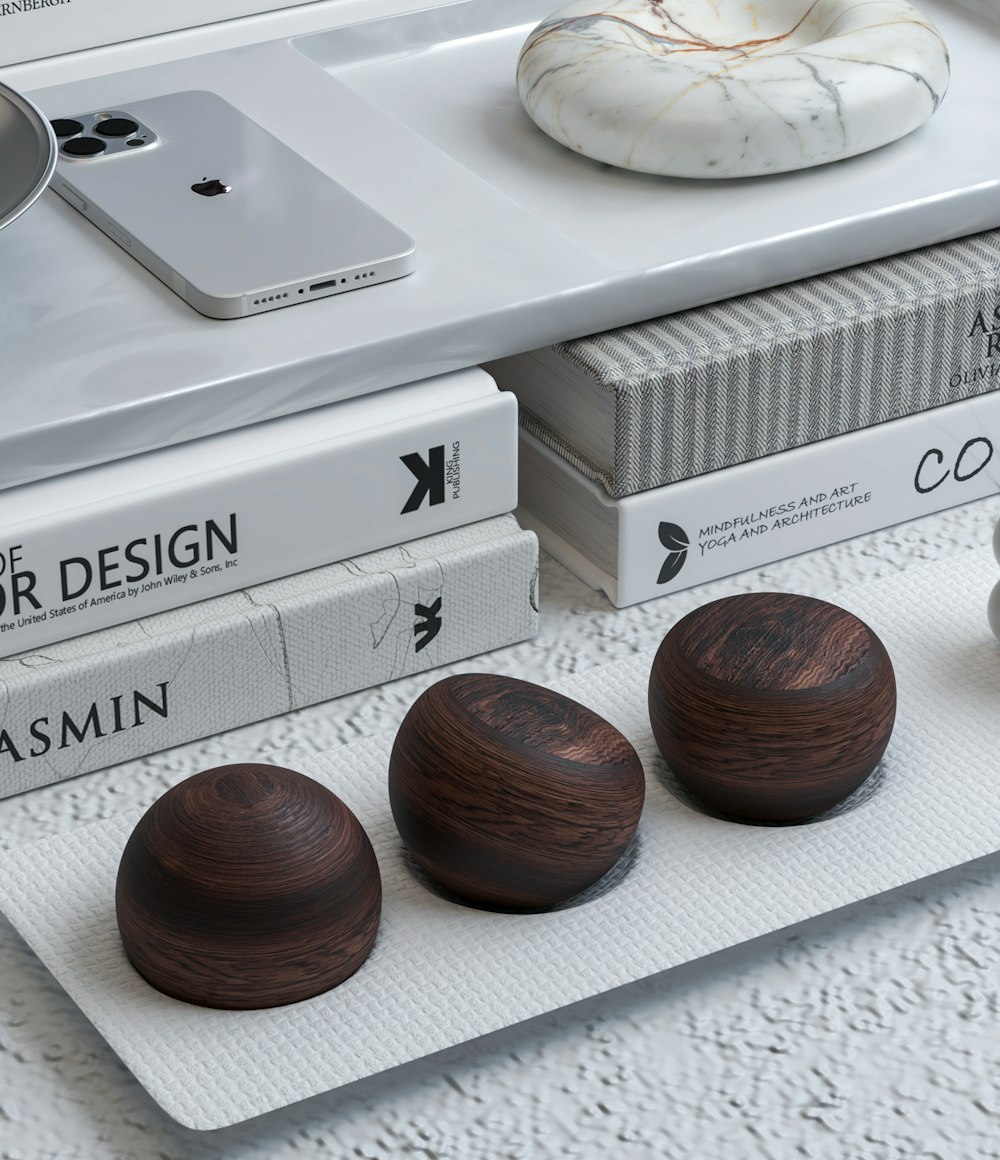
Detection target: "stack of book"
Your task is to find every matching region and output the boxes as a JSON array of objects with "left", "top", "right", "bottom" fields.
[
  {"left": 488, "top": 229, "right": 1000, "bottom": 607},
  {"left": 0, "top": 366, "right": 538, "bottom": 798}
]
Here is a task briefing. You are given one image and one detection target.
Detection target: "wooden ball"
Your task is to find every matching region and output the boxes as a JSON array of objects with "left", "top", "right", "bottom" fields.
[
  {"left": 648, "top": 592, "right": 896, "bottom": 823},
  {"left": 115, "top": 764, "right": 381, "bottom": 1009},
  {"left": 388, "top": 673, "right": 645, "bottom": 911}
]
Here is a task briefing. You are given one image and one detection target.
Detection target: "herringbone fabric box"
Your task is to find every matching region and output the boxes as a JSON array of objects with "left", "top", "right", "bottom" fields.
[{"left": 489, "top": 229, "right": 1000, "bottom": 498}]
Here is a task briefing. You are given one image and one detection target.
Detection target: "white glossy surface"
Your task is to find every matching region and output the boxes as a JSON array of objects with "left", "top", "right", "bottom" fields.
[
  {"left": 1, "top": 498, "right": 999, "bottom": 1155},
  {"left": 0, "top": 0, "right": 993, "bottom": 489},
  {"left": 948, "top": 0, "right": 1000, "bottom": 22},
  {"left": 516, "top": 0, "right": 950, "bottom": 177}
]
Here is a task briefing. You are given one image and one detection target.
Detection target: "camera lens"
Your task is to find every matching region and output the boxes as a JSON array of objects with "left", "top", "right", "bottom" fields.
[
  {"left": 62, "top": 137, "right": 107, "bottom": 157},
  {"left": 126, "top": 138, "right": 147, "bottom": 148},
  {"left": 51, "top": 118, "right": 83, "bottom": 137},
  {"left": 94, "top": 117, "right": 138, "bottom": 137}
]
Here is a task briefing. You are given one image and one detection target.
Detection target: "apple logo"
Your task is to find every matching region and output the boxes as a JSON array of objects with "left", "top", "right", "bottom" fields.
[{"left": 191, "top": 178, "right": 231, "bottom": 197}]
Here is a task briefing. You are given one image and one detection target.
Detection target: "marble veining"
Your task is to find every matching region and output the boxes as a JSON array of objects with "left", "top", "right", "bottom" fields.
[{"left": 516, "top": 0, "right": 951, "bottom": 177}]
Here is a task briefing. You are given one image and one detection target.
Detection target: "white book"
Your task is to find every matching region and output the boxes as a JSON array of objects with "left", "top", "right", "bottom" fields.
[
  {"left": 0, "top": 515, "right": 538, "bottom": 798},
  {"left": 1, "top": 0, "right": 315, "bottom": 68},
  {"left": 0, "top": 366, "right": 517, "bottom": 656},
  {"left": 518, "top": 392, "right": 1000, "bottom": 607}
]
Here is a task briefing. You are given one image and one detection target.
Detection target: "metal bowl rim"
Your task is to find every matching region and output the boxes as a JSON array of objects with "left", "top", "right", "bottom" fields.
[{"left": 0, "top": 80, "right": 57, "bottom": 232}]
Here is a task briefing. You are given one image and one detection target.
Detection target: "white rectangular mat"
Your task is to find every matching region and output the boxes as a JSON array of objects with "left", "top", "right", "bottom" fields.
[{"left": 1, "top": 547, "right": 998, "bottom": 1130}]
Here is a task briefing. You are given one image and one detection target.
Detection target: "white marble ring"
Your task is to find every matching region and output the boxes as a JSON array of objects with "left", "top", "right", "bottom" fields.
[{"left": 516, "top": 0, "right": 950, "bottom": 178}]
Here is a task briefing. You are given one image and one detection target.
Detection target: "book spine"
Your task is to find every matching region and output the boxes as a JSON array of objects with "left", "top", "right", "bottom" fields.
[
  {"left": 0, "top": 0, "right": 318, "bottom": 68},
  {"left": 0, "top": 516, "right": 539, "bottom": 798},
  {"left": 507, "top": 232, "right": 1000, "bottom": 497},
  {"left": 611, "top": 391, "right": 1000, "bottom": 605},
  {"left": 0, "top": 390, "right": 517, "bottom": 656},
  {"left": 526, "top": 391, "right": 1000, "bottom": 607}
]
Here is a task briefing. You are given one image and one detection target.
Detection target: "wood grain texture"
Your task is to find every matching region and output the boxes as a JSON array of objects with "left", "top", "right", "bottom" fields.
[
  {"left": 115, "top": 764, "right": 382, "bottom": 1010},
  {"left": 648, "top": 593, "right": 896, "bottom": 823},
  {"left": 388, "top": 673, "right": 645, "bottom": 911}
]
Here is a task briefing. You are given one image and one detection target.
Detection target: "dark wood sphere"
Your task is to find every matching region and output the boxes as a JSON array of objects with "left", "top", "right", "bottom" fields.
[
  {"left": 648, "top": 592, "right": 896, "bottom": 823},
  {"left": 388, "top": 672, "right": 645, "bottom": 911},
  {"left": 115, "top": 764, "right": 381, "bottom": 1009}
]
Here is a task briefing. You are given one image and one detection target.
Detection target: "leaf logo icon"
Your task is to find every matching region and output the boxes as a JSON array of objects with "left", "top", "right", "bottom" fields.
[{"left": 657, "top": 522, "right": 689, "bottom": 584}]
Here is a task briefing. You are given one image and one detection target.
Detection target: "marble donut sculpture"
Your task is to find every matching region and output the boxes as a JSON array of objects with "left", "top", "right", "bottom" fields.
[{"left": 516, "top": 0, "right": 951, "bottom": 178}]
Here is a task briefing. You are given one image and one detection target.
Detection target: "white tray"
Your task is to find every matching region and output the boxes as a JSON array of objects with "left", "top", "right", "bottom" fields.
[
  {"left": 2, "top": 545, "right": 999, "bottom": 1130},
  {"left": 3, "top": 0, "right": 998, "bottom": 490},
  {"left": 300, "top": 0, "right": 1000, "bottom": 273}
]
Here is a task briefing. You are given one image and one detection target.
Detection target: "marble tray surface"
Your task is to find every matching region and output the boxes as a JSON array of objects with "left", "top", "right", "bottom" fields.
[{"left": 0, "top": 0, "right": 994, "bottom": 490}]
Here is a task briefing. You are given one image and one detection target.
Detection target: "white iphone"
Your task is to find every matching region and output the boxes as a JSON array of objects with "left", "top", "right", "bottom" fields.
[{"left": 48, "top": 89, "right": 416, "bottom": 319}]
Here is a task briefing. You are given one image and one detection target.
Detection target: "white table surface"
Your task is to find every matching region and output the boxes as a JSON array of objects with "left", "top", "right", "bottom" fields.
[{"left": 2, "top": 499, "right": 1000, "bottom": 1159}]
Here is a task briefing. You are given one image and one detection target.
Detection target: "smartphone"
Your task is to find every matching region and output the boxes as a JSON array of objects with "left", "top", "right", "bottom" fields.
[{"left": 48, "top": 89, "right": 416, "bottom": 319}]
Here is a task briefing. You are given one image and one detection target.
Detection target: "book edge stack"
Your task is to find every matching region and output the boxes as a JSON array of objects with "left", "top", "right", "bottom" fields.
[
  {"left": 0, "top": 366, "right": 537, "bottom": 797},
  {"left": 491, "top": 228, "right": 1000, "bottom": 491},
  {"left": 490, "top": 228, "right": 1000, "bottom": 605}
]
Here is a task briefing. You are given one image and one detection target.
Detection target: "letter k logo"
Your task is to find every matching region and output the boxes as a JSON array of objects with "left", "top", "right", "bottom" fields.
[
  {"left": 414, "top": 597, "right": 443, "bottom": 652},
  {"left": 400, "top": 446, "right": 446, "bottom": 513}
]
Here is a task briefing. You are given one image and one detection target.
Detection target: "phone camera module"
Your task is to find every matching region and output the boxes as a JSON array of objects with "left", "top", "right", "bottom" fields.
[
  {"left": 62, "top": 137, "right": 107, "bottom": 157},
  {"left": 95, "top": 117, "right": 138, "bottom": 138},
  {"left": 51, "top": 118, "right": 84, "bottom": 138},
  {"left": 56, "top": 111, "right": 156, "bottom": 158}
]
